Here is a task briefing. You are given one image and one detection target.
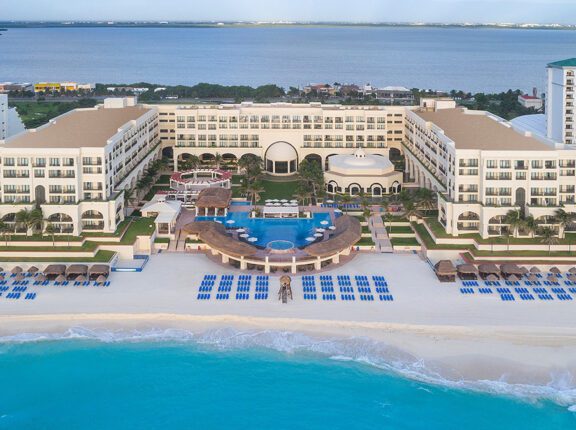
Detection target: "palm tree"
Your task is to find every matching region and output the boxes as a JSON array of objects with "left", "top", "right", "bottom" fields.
[
  {"left": 523, "top": 215, "right": 538, "bottom": 239},
  {"left": 123, "top": 188, "right": 136, "bottom": 209},
  {"left": 539, "top": 227, "right": 559, "bottom": 255},
  {"left": 213, "top": 153, "right": 223, "bottom": 169},
  {"left": 15, "top": 207, "right": 43, "bottom": 236},
  {"left": 340, "top": 194, "right": 352, "bottom": 213},
  {"left": 44, "top": 222, "right": 56, "bottom": 246},
  {"left": 554, "top": 208, "right": 574, "bottom": 239},
  {"left": 504, "top": 209, "right": 524, "bottom": 238},
  {"left": 0, "top": 221, "right": 9, "bottom": 246},
  {"left": 246, "top": 182, "right": 265, "bottom": 204},
  {"left": 414, "top": 188, "right": 436, "bottom": 213},
  {"left": 384, "top": 212, "right": 394, "bottom": 234},
  {"left": 403, "top": 200, "right": 419, "bottom": 220}
]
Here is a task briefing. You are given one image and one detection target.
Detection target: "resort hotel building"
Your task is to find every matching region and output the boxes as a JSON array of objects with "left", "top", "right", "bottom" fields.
[{"left": 0, "top": 97, "right": 160, "bottom": 235}]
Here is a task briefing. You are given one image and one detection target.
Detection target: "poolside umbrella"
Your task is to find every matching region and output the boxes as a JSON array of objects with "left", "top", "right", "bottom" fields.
[
  {"left": 569, "top": 267, "right": 576, "bottom": 274},
  {"left": 326, "top": 200, "right": 334, "bottom": 204},
  {"left": 320, "top": 221, "right": 329, "bottom": 225},
  {"left": 328, "top": 226, "right": 336, "bottom": 230},
  {"left": 290, "top": 200, "right": 298, "bottom": 203},
  {"left": 28, "top": 266, "right": 39, "bottom": 274},
  {"left": 236, "top": 228, "right": 246, "bottom": 233},
  {"left": 96, "top": 275, "right": 107, "bottom": 284},
  {"left": 549, "top": 267, "right": 561, "bottom": 274},
  {"left": 247, "top": 237, "right": 258, "bottom": 243},
  {"left": 14, "top": 273, "right": 25, "bottom": 282},
  {"left": 55, "top": 274, "right": 66, "bottom": 283},
  {"left": 280, "top": 199, "right": 288, "bottom": 203},
  {"left": 547, "top": 274, "right": 558, "bottom": 283},
  {"left": 316, "top": 228, "right": 326, "bottom": 232},
  {"left": 529, "top": 267, "right": 541, "bottom": 274},
  {"left": 314, "top": 233, "right": 323, "bottom": 237},
  {"left": 334, "top": 209, "right": 342, "bottom": 214},
  {"left": 11, "top": 266, "right": 23, "bottom": 274},
  {"left": 215, "top": 220, "right": 223, "bottom": 224},
  {"left": 239, "top": 234, "right": 249, "bottom": 238},
  {"left": 305, "top": 237, "right": 315, "bottom": 242},
  {"left": 527, "top": 274, "right": 539, "bottom": 282}
]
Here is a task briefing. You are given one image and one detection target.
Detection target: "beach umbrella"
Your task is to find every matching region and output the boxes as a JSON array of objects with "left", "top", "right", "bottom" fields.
[
  {"left": 96, "top": 275, "right": 107, "bottom": 284},
  {"left": 527, "top": 274, "right": 539, "bottom": 282},
  {"left": 320, "top": 220, "right": 329, "bottom": 225},
  {"left": 486, "top": 274, "right": 499, "bottom": 281},
  {"left": 569, "top": 267, "right": 576, "bottom": 274},
  {"left": 271, "top": 199, "right": 279, "bottom": 202},
  {"left": 15, "top": 273, "right": 25, "bottom": 281},
  {"left": 28, "top": 266, "right": 39, "bottom": 274},
  {"left": 519, "top": 266, "right": 529, "bottom": 274},
  {"left": 314, "top": 233, "right": 323, "bottom": 237},
  {"left": 239, "top": 234, "right": 249, "bottom": 238},
  {"left": 549, "top": 267, "right": 561, "bottom": 274},
  {"left": 529, "top": 267, "right": 541, "bottom": 274},
  {"left": 316, "top": 228, "right": 326, "bottom": 233},
  {"left": 274, "top": 202, "right": 282, "bottom": 206},
  {"left": 568, "top": 273, "right": 576, "bottom": 281},
  {"left": 508, "top": 274, "right": 519, "bottom": 282},
  {"left": 55, "top": 274, "right": 66, "bottom": 283},
  {"left": 265, "top": 199, "right": 273, "bottom": 203},
  {"left": 305, "top": 237, "right": 315, "bottom": 242},
  {"left": 75, "top": 275, "right": 86, "bottom": 282},
  {"left": 247, "top": 237, "right": 258, "bottom": 243},
  {"left": 547, "top": 274, "right": 558, "bottom": 283},
  {"left": 11, "top": 266, "right": 23, "bottom": 274}
]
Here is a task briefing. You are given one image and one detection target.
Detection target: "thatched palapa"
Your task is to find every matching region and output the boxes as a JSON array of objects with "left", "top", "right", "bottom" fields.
[
  {"left": 195, "top": 188, "right": 232, "bottom": 209},
  {"left": 89, "top": 265, "right": 110, "bottom": 278},
  {"left": 478, "top": 263, "right": 499, "bottom": 275},
  {"left": 434, "top": 260, "right": 456, "bottom": 282},
  {"left": 44, "top": 264, "right": 66, "bottom": 277},
  {"left": 456, "top": 264, "right": 478, "bottom": 280},
  {"left": 183, "top": 221, "right": 258, "bottom": 258},
  {"left": 66, "top": 264, "right": 88, "bottom": 278},
  {"left": 305, "top": 215, "right": 361, "bottom": 257},
  {"left": 500, "top": 264, "right": 524, "bottom": 277}
]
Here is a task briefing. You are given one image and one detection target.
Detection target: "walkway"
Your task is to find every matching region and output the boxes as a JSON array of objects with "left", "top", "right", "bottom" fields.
[{"left": 369, "top": 211, "right": 393, "bottom": 253}]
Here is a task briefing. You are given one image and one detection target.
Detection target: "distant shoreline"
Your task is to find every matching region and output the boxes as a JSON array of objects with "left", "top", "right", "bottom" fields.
[{"left": 0, "top": 22, "right": 575, "bottom": 31}]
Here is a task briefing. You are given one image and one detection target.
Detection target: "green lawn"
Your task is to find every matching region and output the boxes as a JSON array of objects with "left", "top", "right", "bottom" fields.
[
  {"left": 154, "top": 237, "right": 170, "bottom": 244},
  {"left": 1, "top": 234, "right": 83, "bottom": 242},
  {"left": 0, "top": 250, "right": 115, "bottom": 263},
  {"left": 258, "top": 180, "right": 300, "bottom": 202},
  {"left": 82, "top": 219, "right": 131, "bottom": 238},
  {"left": 0, "top": 241, "right": 97, "bottom": 252},
  {"left": 11, "top": 100, "right": 98, "bottom": 129},
  {"left": 156, "top": 175, "right": 172, "bottom": 184},
  {"left": 391, "top": 237, "right": 420, "bottom": 247},
  {"left": 357, "top": 237, "right": 375, "bottom": 246},
  {"left": 361, "top": 225, "right": 371, "bottom": 234},
  {"left": 385, "top": 226, "right": 414, "bottom": 234},
  {"left": 119, "top": 218, "right": 156, "bottom": 244},
  {"left": 412, "top": 223, "right": 473, "bottom": 250}
]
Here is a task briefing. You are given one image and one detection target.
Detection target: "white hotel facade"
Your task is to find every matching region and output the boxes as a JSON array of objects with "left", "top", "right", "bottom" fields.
[{"left": 0, "top": 98, "right": 160, "bottom": 235}]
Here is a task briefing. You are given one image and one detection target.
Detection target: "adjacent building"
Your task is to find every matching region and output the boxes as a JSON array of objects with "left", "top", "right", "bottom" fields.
[
  {"left": 0, "top": 97, "right": 160, "bottom": 235},
  {"left": 546, "top": 59, "right": 576, "bottom": 145}
]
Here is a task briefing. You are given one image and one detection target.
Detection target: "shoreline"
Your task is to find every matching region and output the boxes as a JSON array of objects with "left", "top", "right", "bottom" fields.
[{"left": 2, "top": 312, "right": 576, "bottom": 393}]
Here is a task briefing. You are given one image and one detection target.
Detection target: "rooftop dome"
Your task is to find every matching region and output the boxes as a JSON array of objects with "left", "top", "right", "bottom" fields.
[
  {"left": 328, "top": 150, "right": 395, "bottom": 175},
  {"left": 265, "top": 141, "right": 298, "bottom": 162}
]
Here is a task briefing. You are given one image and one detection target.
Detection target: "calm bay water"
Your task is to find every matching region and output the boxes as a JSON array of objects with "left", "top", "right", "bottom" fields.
[
  {"left": 1, "top": 26, "right": 576, "bottom": 92},
  {"left": 0, "top": 330, "right": 574, "bottom": 429}
]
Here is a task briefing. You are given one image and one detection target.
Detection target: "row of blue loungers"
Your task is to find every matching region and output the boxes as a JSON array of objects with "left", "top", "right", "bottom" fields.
[
  {"left": 460, "top": 280, "right": 575, "bottom": 302},
  {"left": 197, "top": 274, "right": 270, "bottom": 301},
  {"left": 302, "top": 275, "right": 393, "bottom": 302}
]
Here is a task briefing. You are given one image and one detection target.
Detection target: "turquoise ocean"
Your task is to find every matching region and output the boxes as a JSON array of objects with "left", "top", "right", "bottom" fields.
[{"left": 0, "top": 328, "right": 574, "bottom": 429}]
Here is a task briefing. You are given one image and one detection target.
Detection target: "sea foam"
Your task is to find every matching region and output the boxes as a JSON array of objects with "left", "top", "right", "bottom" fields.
[{"left": 0, "top": 326, "right": 575, "bottom": 410}]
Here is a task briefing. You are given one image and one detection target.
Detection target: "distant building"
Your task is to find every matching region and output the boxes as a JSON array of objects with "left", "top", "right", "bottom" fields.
[
  {"left": 303, "top": 84, "right": 336, "bottom": 96},
  {"left": 107, "top": 86, "right": 150, "bottom": 94},
  {"left": 337, "top": 84, "right": 361, "bottom": 96},
  {"left": 547, "top": 58, "right": 576, "bottom": 145},
  {"left": 0, "top": 82, "right": 33, "bottom": 93},
  {"left": 360, "top": 84, "right": 415, "bottom": 105},
  {"left": 518, "top": 94, "right": 543, "bottom": 110},
  {"left": 34, "top": 82, "right": 94, "bottom": 93}
]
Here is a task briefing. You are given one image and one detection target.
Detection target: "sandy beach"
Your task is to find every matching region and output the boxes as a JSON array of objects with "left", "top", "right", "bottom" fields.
[{"left": 1, "top": 253, "right": 576, "bottom": 392}]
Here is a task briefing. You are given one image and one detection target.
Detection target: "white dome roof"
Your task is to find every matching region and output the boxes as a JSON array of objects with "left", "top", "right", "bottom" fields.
[
  {"left": 265, "top": 142, "right": 298, "bottom": 162},
  {"left": 328, "top": 150, "right": 394, "bottom": 174}
]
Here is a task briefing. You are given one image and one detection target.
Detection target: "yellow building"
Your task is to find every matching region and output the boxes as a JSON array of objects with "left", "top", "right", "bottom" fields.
[{"left": 34, "top": 82, "right": 78, "bottom": 93}]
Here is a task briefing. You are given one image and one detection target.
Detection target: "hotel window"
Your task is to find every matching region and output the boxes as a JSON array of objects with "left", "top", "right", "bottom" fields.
[
  {"left": 34, "top": 158, "right": 46, "bottom": 167},
  {"left": 177, "top": 116, "right": 185, "bottom": 122},
  {"left": 345, "top": 116, "right": 354, "bottom": 123},
  {"left": 531, "top": 160, "right": 543, "bottom": 169},
  {"left": 49, "top": 158, "right": 60, "bottom": 167},
  {"left": 544, "top": 160, "right": 556, "bottom": 169},
  {"left": 4, "top": 157, "right": 14, "bottom": 166},
  {"left": 198, "top": 115, "right": 207, "bottom": 122},
  {"left": 17, "top": 158, "right": 28, "bottom": 166},
  {"left": 63, "top": 158, "right": 74, "bottom": 166},
  {"left": 499, "top": 160, "right": 511, "bottom": 169},
  {"left": 208, "top": 116, "right": 217, "bottom": 122},
  {"left": 487, "top": 160, "right": 498, "bottom": 168},
  {"left": 34, "top": 169, "right": 45, "bottom": 178},
  {"left": 187, "top": 116, "right": 195, "bottom": 122}
]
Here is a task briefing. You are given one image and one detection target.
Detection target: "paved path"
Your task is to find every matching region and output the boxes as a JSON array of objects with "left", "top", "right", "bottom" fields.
[{"left": 369, "top": 212, "right": 394, "bottom": 253}]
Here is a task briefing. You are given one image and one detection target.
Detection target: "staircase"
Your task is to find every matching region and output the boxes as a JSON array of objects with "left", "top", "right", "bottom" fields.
[{"left": 369, "top": 213, "right": 394, "bottom": 253}]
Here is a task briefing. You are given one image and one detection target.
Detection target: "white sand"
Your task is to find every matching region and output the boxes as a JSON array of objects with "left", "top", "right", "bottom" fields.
[{"left": 1, "top": 253, "right": 576, "bottom": 385}]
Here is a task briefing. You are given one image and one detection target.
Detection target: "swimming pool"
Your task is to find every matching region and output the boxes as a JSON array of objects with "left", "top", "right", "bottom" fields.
[
  {"left": 230, "top": 201, "right": 251, "bottom": 206},
  {"left": 196, "top": 211, "right": 333, "bottom": 248}
]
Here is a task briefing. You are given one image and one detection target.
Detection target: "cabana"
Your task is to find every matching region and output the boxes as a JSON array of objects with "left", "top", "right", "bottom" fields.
[
  {"left": 478, "top": 263, "right": 500, "bottom": 279},
  {"left": 500, "top": 264, "right": 524, "bottom": 279},
  {"left": 194, "top": 188, "right": 232, "bottom": 217},
  {"left": 66, "top": 264, "right": 88, "bottom": 279},
  {"left": 434, "top": 260, "right": 457, "bottom": 282},
  {"left": 43, "top": 264, "right": 66, "bottom": 279},
  {"left": 456, "top": 264, "right": 478, "bottom": 280},
  {"left": 88, "top": 265, "right": 110, "bottom": 280}
]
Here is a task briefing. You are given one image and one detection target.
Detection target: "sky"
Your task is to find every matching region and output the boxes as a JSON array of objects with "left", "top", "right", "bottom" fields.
[{"left": 2, "top": 0, "right": 576, "bottom": 24}]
